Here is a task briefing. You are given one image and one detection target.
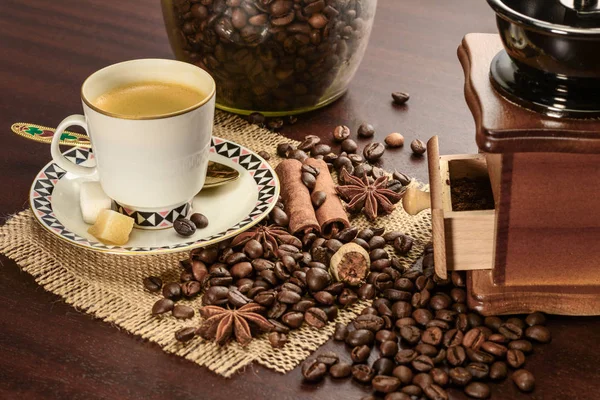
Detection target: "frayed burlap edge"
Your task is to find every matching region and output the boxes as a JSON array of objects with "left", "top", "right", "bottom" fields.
[{"left": 0, "top": 111, "right": 432, "bottom": 377}]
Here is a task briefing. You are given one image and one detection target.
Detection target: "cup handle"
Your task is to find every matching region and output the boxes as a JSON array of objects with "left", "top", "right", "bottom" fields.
[{"left": 51, "top": 115, "right": 97, "bottom": 176}]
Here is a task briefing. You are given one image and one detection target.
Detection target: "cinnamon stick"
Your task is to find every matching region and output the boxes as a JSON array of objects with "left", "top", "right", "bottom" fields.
[
  {"left": 275, "top": 159, "right": 320, "bottom": 235},
  {"left": 305, "top": 158, "right": 350, "bottom": 238}
]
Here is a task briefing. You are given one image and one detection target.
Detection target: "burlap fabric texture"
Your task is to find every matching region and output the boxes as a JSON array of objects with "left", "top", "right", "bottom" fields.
[{"left": 0, "top": 111, "right": 432, "bottom": 377}]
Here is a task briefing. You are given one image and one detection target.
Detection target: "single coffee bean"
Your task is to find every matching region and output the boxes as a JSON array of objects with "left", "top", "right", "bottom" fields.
[
  {"left": 509, "top": 339, "right": 533, "bottom": 353},
  {"left": 450, "top": 288, "right": 467, "bottom": 303},
  {"left": 302, "top": 359, "right": 327, "bottom": 382},
  {"left": 423, "top": 384, "right": 448, "bottom": 400},
  {"left": 269, "top": 319, "right": 290, "bottom": 334},
  {"left": 394, "top": 349, "right": 418, "bottom": 365},
  {"left": 373, "top": 357, "right": 395, "bottom": 376},
  {"left": 456, "top": 313, "right": 469, "bottom": 332},
  {"left": 449, "top": 367, "right": 472, "bottom": 386},
  {"left": 413, "top": 308, "right": 433, "bottom": 326},
  {"left": 422, "top": 327, "right": 443, "bottom": 346},
  {"left": 311, "top": 191, "right": 327, "bottom": 209},
  {"left": 190, "top": 213, "right": 208, "bottom": 229},
  {"left": 525, "top": 311, "right": 546, "bottom": 327},
  {"left": 489, "top": 361, "right": 508, "bottom": 380},
  {"left": 465, "top": 382, "right": 491, "bottom": 399},
  {"left": 392, "top": 301, "right": 413, "bottom": 319},
  {"left": 257, "top": 150, "right": 270, "bottom": 160},
  {"left": 430, "top": 367, "right": 449, "bottom": 387},
  {"left": 412, "top": 372, "right": 433, "bottom": 390},
  {"left": 333, "top": 125, "right": 351, "bottom": 142},
  {"left": 357, "top": 283, "right": 377, "bottom": 300},
  {"left": 333, "top": 323, "right": 349, "bottom": 341},
  {"left": 351, "top": 344, "right": 371, "bottom": 363},
  {"left": 267, "top": 301, "right": 288, "bottom": 319},
  {"left": 463, "top": 328, "right": 486, "bottom": 350},
  {"left": 507, "top": 349, "right": 526, "bottom": 368},
  {"left": 203, "top": 285, "right": 229, "bottom": 306},
  {"left": 399, "top": 325, "right": 421, "bottom": 345},
  {"left": 466, "top": 362, "right": 489, "bottom": 379},
  {"left": 488, "top": 333, "right": 508, "bottom": 344},
  {"left": 180, "top": 269, "right": 193, "bottom": 283},
  {"left": 410, "top": 139, "right": 426, "bottom": 156},
  {"left": 446, "top": 345, "right": 466, "bottom": 366},
  {"left": 415, "top": 344, "right": 438, "bottom": 358},
  {"left": 311, "top": 144, "right": 332, "bottom": 156},
  {"left": 247, "top": 112, "right": 265, "bottom": 126},
  {"left": 346, "top": 329, "right": 375, "bottom": 347},
  {"left": 174, "top": 218, "right": 196, "bottom": 236},
  {"left": 363, "top": 142, "right": 385, "bottom": 162},
  {"left": 151, "top": 298, "right": 174, "bottom": 315},
  {"left": 393, "top": 235, "right": 413, "bottom": 255},
  {"left": 385, "top": 133, "right": 404, "bottom": 148},
  {"left": 338, "top": 288, "right": 359, "bottom": 307},
  {"left": 143, "top": 276, "right": 163, "bottom": 292},
  {"left": 316, "top": 351, "right": 339, "bottom": 367},
  {"left": 380, "top": 340, "right": 398, "bottom": 357},
  {"left": 298, "top": 135, "right": 321, "bottom": 152},
  {"left": 322, "top": 305, "right": 338, "bottom": 322},
  {"left": 334, "top": 226, "right": 358, "bottom": 243},
  {"left": 301, "top": 172, "right": 316, "bottom": 191},
  {"left": 391, "top": 91, "right": 410, "bottom": 105},
  {"left": 348, "top": 153, "right": 364, "bottom": 165},
  {"left": 484, "top": 316, "right": 503, "bottom": 332},
  {"left": 324, "top": 282, "right": 344, "bottom": 296},
  {"left": 372, "top": 375, "right": 401, "bottom": 393},
  {"left": 453, "top": 303, "right": 468, "bottom": 314},
  {"left": 329, "top": 362, "right": 352, "bottom": 378},
  {"left": 268, "top": 332, "right": 288, "bottom": 348},
  {"left": 181, "top": 280, "right": 201, "bottom": 298},
  {"left": 162, "top": 282, "right": 182, "bottom": 301},
  {"left": 314, "top": 291, "right": 335, "bottom": 305},
  {"left": 525, "top": 325, "right": 551, "bottom": 343},
  {"left": 443, "top": 329, "right": 464, "bottom": 348},
  {"left": 392, "top": 170, "right": 411, "bottom": 186},
  {"left": 512, "top": 369, "right": 535, "bottom": 392},
  {"left": 305, "top": 307, "right": 328, "bottom": 328},
  {"left": 341, "top": 139, "right": 358, "bottom": 153},
  {"left": 499, "top": 322, "right": 523, "bottom": 340},
  {"left": 352, "top": 364, "right": 375, "bottom": 383},
  {"left": 172, "top": 304, "right": 194, "bottom": 319},
  {"left": 412, "top": 355, "right": 434, "bottom": 372},
  {"left": 383, "top": 393, "right": 410, "bottom": 400},
  {"left": 306, "top": 267, "right": 331, "bottom": 292},
  {"left": 353, "top": 314, "right": 385, "bottom": 332},
  {"left": 277, "top": 143, "right": 294, "bottom": 157},
  {"left": 282, "top": 311, "right": 304, "bottom": 329},
  {"left": 267, "top": 119, "right": 284, "bottom": 131},
  {"left": 401, "top": 385, "right": 422, "bottom": 397},
  {"left": 277, "top": 290, "right": 301, "bottom": 304},
  {"left": 467, "top": 313, "right": 483, "bottom": 328},
  {"left": 481, "top": 341, "right": 508, "bottom": 357},
  {"left": 175, "top": 327, "right": 196, "bottom": 342},
  {"left": 271, "top": 206, "right": 289, "bottom": 227},
  {"left": 466, "top": 348, "right": 495, "bottom": 364},
  {"left": 358, "top": 123, "right": 375, "bottom": 138},
  {"left": 390, "top": 365, "right": 412, "bottom": 385},
  {"left": 368, "top": 235, "right": 386, "bottom": 249}
]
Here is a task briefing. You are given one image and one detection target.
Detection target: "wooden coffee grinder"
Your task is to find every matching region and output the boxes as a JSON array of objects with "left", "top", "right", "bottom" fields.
[{"left": 403, "top": 0, "right": 600, "bottom": 315}]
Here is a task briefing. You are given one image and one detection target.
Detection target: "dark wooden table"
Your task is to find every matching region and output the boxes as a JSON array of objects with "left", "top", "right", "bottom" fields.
[{"left": 0, "top": 1, "right": 598, "bottom": 399}]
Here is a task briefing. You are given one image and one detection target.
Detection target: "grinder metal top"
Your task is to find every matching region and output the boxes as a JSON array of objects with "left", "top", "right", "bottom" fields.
[{"left": 487, "top": 0, "right": 600, "bottom": 117}]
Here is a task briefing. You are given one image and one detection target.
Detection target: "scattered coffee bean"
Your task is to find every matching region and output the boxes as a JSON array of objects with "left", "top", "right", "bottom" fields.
[
  {"left": 489, "top": 361, "right": 508, "bottom": 380},
  {"left": 175, "top": 327, "right": 196, "bottom": 342},
  {"left": 352, "top": 364, "right": 375, "bottom": 383},
  {"left": 330, "top": 362, "right": 352, "bottom": 378},
  {"left": 302, "top": 359, "right": 327, "bottom": 382},
  {"left": 393, "top": 235, "right": 413, "bottom": 255},
  {"left": 465, "top": 382, "right": 491, "bottom": 399},
  {"left": 346, "top": 329, "right": 375, "bottom": 347},
  {"left": 358, "top": 123, "right": 376, "bottom": 138},
  {"left": 333, "top": 323, "right": 349, "bottom": 341},
  {"left": 507, "top": 349, "right": 526, "bottom": 368},
  {"left": 298, "top": 135, "right": 321, "bottom": 152},
  {"left": 268, "top": 332, "right": 288, "bottom": 348},
  {"left": 267, "top": 119, "right": 284, "bottom": 131},
  {"left": 162, "top": 282, "right": 182, "bottom": 301},
  {"left": 372, "top": 376, "right": 401, "bottom": 393},
  {"left": 305, "top": 307, "right": 328, "bottom": 328},
  {"left": 181, "top": 280, "right": 201, "bottom": 297},
  {"left": 302, "top": 172, "right": 317, "bottom": 191},
  {"left": 257, "top": 150, "right": 271, "bottom": 160},
  {"left": 316, "top": 351, "right": 339, "bottom": 367},
  {"left": 499, "top": 322, "right": 523, "bottom": 340},
  {"left": 247, "top": 112, "right": 265, "bottom": 126},
  {"left": 392, "top": 170, "right": 411, "bottom": 186},
  {"left": 391, "top": 92, "right": 410, "bottom": 105},
  {"left": 277, "top": 143, "right": 294, "bottom": 158},
  {"left": 512, "top": 369, "right": 535, "bottom": 392},
  {"left": 385, "top": 133, "right": 404, "bottom": 148},
  {"left": 351, "top": 345, "right": 371, "bottom": 363},
  {"left": 333, "top": 125, "right": 351, "bottom": 142},
  {"left": 466, "top": 362, "right": 489, "bottom": 379},
  {"left": 525, "top": 312, "right": 546, "bottom": 327},
  {"left": 190, "top": 213, "right": 209, "bottom": 229},
  {"left": 174, "top": 218, "right": 196, "bottom": 236},
  {"left": 410, "top": 139, "right": 426, "bottom": 156},
  {"left": 311, "top": 191, "right": 327, "bottom": 209},
  {"left": 525, "top": 325, "right": 551, "bottom": 343},
  {"left": 151, "top": 298, "right": 174, "bottom": 315},
  {"left": 449, "top": 367, "right": 472, "bottom": 386},
  {"left": 143, "top": 276, "right": 163, "bottom": 293},
  {"left": 422, "top": 384, "right": 448, "bottom": 400},
  {"left": 172, "top": 304, "right": 194, "bottom": 319},
  {"left": 270, "top": 206, "right": 289, "bottom": 227},
  {"left": 363, "top": 142, "right": 385, "bottom": 162},
  {"left": 341, "top": 139, "right": 358, "bottom": 153},
  {"left": 312, "top": 143, "right": 332, "bottom": 156},
  {"left": 430, "top": 367, "right": 449, "bottom": 386},
  {"left": 509, "top": 340, "right": 533, "bottom": 353},
  {"left": 373, "top": 357, "right": 395, "bottom": 376}
]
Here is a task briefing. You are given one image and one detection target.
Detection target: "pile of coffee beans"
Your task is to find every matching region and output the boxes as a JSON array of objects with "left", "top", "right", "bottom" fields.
[
  {"left": 302, "top": 246, "right": 551, "bottom": 399},
  {"left": 167, "top": 0, "right": 376, "bottom": 112}
]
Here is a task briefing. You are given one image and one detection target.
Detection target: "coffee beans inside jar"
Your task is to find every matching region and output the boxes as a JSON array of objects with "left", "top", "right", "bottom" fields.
[{"left": 163, "top": 0, "right": 377, "bottom": 112}]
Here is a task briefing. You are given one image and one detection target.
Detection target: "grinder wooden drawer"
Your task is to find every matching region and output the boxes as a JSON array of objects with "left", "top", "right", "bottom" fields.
[{"left": 427, "top": 136, "right": 495, "bottom": 279}]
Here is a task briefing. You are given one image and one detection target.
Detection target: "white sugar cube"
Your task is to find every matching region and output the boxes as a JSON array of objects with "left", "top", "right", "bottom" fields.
[
  {"left": 88, "top": 209, "right": 134, "bottom": 246},
  {"left": 80, "top": 181, "right": 112, "bottom": 224}
]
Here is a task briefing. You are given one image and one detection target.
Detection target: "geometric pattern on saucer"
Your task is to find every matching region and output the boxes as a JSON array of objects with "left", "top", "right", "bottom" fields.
[
  {"left": 29, "top": 137, "right": 279, "bottom": 254},
  {"left": 114, "top": 201, "right": 192, "bottom": 229}
]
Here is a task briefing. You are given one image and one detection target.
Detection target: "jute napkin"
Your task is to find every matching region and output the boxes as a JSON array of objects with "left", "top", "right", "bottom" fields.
[{"left": 0, "top": 111, "right": 432, "bottom": 377}]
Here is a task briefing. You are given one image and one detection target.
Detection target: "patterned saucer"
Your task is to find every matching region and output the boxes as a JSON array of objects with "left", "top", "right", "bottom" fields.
[{"left": 29, "top": 137, "right": 279, "bottom": 255}]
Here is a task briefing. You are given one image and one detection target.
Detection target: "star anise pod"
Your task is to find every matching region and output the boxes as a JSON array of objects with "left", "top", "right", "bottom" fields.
[
  {"left": 336, "top": 169, "right": 405, "bottom": 221},
  {"left": 197, "top": 303, "right": 274, "bottom": 346},
  {"left": 230, "top": 224, "right": 302, "bottom": 257}
]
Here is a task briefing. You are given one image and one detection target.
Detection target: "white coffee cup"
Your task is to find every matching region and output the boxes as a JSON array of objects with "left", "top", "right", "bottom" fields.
[{"left": 50, "top": 59, "right": 216, "bottom": 229}]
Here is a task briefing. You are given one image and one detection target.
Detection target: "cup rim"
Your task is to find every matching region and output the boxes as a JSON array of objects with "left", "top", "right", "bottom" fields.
[{"left": 81, "top": 58, "right": 216, "bottom": 120}]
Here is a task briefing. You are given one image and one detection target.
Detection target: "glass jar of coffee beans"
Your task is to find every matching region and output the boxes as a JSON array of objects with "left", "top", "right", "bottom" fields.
[{"left": 161, "top": 0, "right": 377, "bottom": 115}]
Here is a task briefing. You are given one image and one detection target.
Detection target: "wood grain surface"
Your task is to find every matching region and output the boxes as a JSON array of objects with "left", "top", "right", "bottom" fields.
[{"left": 0, "top": 1, "right": 598, "bottom": 399}]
